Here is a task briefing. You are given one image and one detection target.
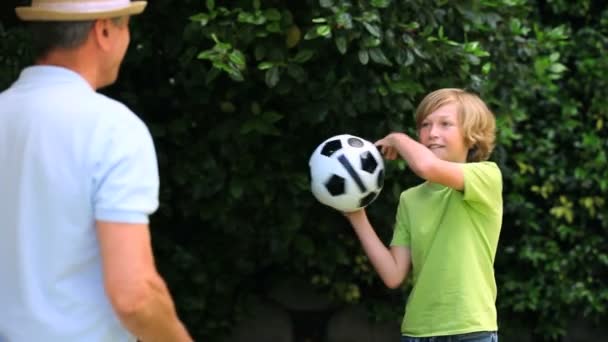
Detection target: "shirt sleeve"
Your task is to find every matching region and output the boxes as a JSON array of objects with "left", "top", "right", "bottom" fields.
[
  {"left": 92, "top": 113, "right": 159, "bottom": 224},
  {"left": 390, "top": 192, "right": 411, "bottom": 247},
  {"left": 462, "top": 162, "right": 502, "bottom": 215}
]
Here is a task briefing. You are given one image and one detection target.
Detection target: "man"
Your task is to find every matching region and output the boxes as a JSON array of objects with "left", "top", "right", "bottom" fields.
[{"left": 0, "top": 1, "right": 193, "bottom": 341}]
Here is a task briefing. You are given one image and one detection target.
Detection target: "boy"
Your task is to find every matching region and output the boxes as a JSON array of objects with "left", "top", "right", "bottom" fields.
[{"left": 345, "top": 88, "right": 502, "bottom": 341}]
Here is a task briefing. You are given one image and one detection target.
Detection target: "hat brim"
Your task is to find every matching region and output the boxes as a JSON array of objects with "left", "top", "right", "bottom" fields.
[{"left": 16, "top": 1, "right": 146, "bottom": 21}]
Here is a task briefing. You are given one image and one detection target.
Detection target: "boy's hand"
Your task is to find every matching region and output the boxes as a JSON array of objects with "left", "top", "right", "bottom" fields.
[{"left": 375, "top": 133, "right": 400, "bottom": 160}]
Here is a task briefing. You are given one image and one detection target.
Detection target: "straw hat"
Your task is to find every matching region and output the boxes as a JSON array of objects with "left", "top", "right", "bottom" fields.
[{"left": 16, "top": 0, "right": 147, "bottom": 21}]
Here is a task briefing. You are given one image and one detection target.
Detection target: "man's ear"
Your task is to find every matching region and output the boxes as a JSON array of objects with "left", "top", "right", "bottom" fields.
[{"left": 92, "top": 19, "right": 112, "bottom": 51}]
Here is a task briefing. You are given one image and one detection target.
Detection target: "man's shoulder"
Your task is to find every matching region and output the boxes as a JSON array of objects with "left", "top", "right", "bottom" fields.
[
  {"left": 87, "top": 92, "right": 147, "bottom": 128},
  {"left": 90, "top": 92, "right": 134, "bottom": 115}
]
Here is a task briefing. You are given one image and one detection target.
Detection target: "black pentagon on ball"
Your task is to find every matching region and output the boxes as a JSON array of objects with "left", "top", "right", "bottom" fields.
[
  {"left": 377, "top": 169, "right": 385, "bottom": 189},
  {"left": 360, "top": 151, "right": 378, "bottom": 173},
  {"left": 321, "top": 139, "right": 342, "bottom": 157},
  {"left": 359, "top": 192, "right": 379, "bottom": 208},
  {"left": 324, "top": 174, "right": 346, "bottom": 196}
]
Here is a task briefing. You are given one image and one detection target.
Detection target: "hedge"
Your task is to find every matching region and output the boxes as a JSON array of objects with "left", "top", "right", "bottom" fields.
[{"left": 1, "top": 0, "right": 606, "bottom": 340}]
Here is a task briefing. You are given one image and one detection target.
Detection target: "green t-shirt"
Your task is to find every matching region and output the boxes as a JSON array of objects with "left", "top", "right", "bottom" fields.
[{"left": 390, "top": 161, "right": 503, "bottom": 336}]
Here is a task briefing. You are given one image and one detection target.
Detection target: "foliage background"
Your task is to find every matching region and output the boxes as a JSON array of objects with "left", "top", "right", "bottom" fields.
[{"left": 1, "top": 0, "right": 607, "bottom": 340}]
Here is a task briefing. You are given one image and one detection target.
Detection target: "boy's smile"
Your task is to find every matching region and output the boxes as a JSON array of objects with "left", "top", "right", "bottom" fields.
[{"left": 427, "top": 143, "right": 445, "bottom": 150}]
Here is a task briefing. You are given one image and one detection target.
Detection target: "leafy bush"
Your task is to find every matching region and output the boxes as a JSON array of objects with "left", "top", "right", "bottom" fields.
[{"left": 1, "top": 0, "right": 606, "bottom": 340}]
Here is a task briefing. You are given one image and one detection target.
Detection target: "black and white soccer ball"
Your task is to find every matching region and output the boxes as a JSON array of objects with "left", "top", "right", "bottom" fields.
[{"left": 309, "top": 134, "right": 385, "bottom": 212}]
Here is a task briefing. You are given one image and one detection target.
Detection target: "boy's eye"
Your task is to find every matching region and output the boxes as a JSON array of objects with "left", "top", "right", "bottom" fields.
[{"left": 421, "top": 122, "right": 430, "bottom": 127}]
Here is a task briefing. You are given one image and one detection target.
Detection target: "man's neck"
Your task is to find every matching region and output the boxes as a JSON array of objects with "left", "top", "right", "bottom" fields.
[{"left": 36, "top": 49, "right": 100, "bottom": 90}]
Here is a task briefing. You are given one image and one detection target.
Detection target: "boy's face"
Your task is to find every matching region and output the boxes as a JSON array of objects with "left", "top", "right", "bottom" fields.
[{"left": 418, "top": 103, "right": 469, "bottom": 163}]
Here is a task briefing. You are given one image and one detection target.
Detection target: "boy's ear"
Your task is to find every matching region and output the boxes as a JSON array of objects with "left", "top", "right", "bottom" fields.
[{"left": 467, "top": 144, "right": 479, "bottom": 162}]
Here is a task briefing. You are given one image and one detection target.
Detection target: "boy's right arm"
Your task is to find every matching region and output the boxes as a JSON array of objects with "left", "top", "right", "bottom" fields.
[
  {"left": 375, "top": 132, "right": 465, "bottom": 190},
  {"left": 345, "top": 210, "right": 411, "bottom": 289},
  {"left": 96, "top": 221, "right": 193, "bottom": 342}
]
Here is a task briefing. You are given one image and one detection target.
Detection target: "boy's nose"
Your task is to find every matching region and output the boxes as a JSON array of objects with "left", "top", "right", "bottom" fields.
[{"left": 429, "top": 124, "right": 440, "bottom": 137}]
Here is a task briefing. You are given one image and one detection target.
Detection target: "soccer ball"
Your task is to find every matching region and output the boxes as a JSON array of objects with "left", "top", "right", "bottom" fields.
[{"left": 309, "top": 134, "right": 385, "bottom": 212}]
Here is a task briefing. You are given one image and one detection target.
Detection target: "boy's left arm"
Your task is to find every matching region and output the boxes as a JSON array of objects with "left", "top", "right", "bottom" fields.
[{"left": 375, "top": 132, "right": 464, "bottom": 190}]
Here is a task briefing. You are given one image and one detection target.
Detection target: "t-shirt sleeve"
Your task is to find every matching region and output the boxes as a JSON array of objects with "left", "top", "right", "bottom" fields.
[
  {"left": 462, "top": 162, "right": 502, "bottom": 214},
  {"left": 390, "top": 192, "right": 411, "bottom": 247},
  {"left": 92, "top": 114, "right": 159, "bottom": 224}
]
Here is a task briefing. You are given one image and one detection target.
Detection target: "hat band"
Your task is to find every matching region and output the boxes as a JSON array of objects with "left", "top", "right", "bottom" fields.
[{"left": 33, "top": 0, "right": 131, "bottom": 13}]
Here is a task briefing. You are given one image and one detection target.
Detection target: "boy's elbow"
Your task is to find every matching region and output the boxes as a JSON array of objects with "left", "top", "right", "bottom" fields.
[
  {"left": 383, "top": 277, "right": 403, "bottom": 289},
  {"left": 382, "top": 267, "right": 408, "bottom": 289},
  {"left": 411, "top": 156, "right": 435, "bottom": 180}
]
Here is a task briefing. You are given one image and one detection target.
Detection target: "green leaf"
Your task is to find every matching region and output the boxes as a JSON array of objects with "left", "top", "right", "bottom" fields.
[
  {"left": 228, "top": 50, "right": 246, "bottom": 69},
  {"left": 370, "top": 0, "right": 390, "bottom": 8},
  {"left": 363, "top": 22, "right": 381, "bottom": 38},
  {"left": 400, "top": 21, "right": 420, "bottom": 30},
  {"left": 237, "top": 11, "right": 266, "bottom": 25},
  {"left": 264, "top": 9, "right": 282, "bottom": 21},
  {"left": 205, "top": 67, "right": 221, "bottom": 85},
  {"left": 292, "top": 50, "right": 315, "bottom": 63},
  {"left": 369, "top": 48, "right": 392, "bottom": 66},
  {"left": 197, "top": 50, "right": 216, "bottom": 60},
  {"left": 206, "top": 0, "right": 215, "bottom": 11},
  {"left": 265, "top": 67, "right": 280, "bottom": 88},
  {"left": 266, "top": 22, "right": 281, "bottom": 33},
  {"left": 303, "top": 28, "right": 320, "bottom": 40},
  {"left": 403, "top": 50, "right": 414, "bottom": 66},
  {"left": 482, "top": 62, "right": 492, "bottom": 74},
  {"left": 466, "top": 54, "right": 480, "bottom": 65},
  {"left": 319, "top": 0, "right": 333, "bottom": 8},
  {"left": 189, "top": 13, "right": 210, "bottom": 26},
  {"left": 316, "top": 25, "right": 332, "bottom": 37},
  {"left": 336, "top": 12, "right": 353, "bottom": 29},
  {"left": 550, "top": 63, "right": 567, "bottom": 73},
  {"left": 386, "top": 78, "right": 417, "bottom": 94},
  {"left": 257, "top": 61, "right": 275, "bottom": 70},
  {"left": 378, "top": 85, "right": 389, "bottom": 96},
  {"left": 262, "top": 111, "right": 283, "bottom": 123},
  {"left": 358, "top": 49, "right": 369, "bottom": 65},
  {"left": 361, "top": 35, "right": 381, "bottom": 48},
  {"left": 335, "top": 36, "right": 347, "bottom": 54},
  {"left": 225, "top": 66, "right": 244, "bottom": 82}
]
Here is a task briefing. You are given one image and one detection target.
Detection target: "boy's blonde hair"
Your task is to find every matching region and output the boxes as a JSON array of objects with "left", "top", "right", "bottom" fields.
[{"left": 415, "top": 88, "right": 496, "bottom": 162}]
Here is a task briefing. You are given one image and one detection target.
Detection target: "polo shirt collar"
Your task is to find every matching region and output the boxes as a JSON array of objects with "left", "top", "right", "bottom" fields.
[{"left": 17, "top": 65, "right": 93, "bottom": 90}]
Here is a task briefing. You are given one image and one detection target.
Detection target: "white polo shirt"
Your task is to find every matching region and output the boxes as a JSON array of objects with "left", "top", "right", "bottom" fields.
[{"left": 0, "top": 66, "right": 159, "bottom": 342}]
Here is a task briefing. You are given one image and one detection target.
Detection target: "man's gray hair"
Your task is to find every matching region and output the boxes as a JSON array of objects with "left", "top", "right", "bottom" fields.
[{"left": 29, "top": 17, "right": 126, "bottom": 58}]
